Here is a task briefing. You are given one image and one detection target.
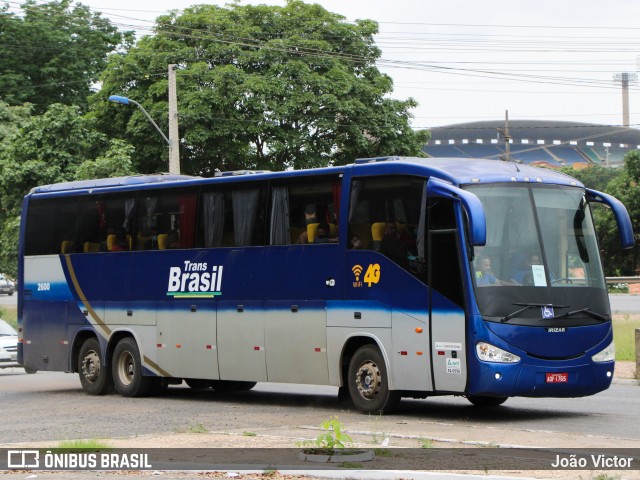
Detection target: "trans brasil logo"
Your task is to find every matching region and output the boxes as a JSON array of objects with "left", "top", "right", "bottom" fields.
[{"left": 167, "top": 261, "right": 223, "bottom": 298}]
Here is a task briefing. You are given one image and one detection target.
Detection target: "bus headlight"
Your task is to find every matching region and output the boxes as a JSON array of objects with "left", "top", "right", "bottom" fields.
[
  {"left": 591, "top": 341, "right": 615, "bottom": 363},
  {"left": 476, "top": 342, "right": 520, "bottom": 363}
]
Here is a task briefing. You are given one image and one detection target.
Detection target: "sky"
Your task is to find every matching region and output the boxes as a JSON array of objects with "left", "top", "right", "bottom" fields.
[{"left": 20, "top": 0, "right": 640, "bottom": 131}]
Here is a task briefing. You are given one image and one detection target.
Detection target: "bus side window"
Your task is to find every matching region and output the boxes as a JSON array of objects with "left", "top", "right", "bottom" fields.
[
  {"left": 75, "top": 195, "right": 135, "bottom": 253},
  {"left": 25, "top": 197, "right": 77, "bottom": 255},
  {"left": 200, "top": 183, "right": 268, "bottom": 248},
  {"left": 348, "top": 176, "right": 426, "bottom": 281},
  {"left": 269, "top": 175, "right": 341, "bottom": 246}
]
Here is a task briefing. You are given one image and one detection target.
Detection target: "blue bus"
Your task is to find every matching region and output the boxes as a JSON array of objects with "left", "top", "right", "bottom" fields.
[{"left": 17, "top": 157, "right": 633, "bottom": 413}]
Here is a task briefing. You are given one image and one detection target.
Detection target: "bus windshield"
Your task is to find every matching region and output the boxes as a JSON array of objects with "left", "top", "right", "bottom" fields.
[{"left": 464, "top": 183, "right": 608, "bottom": 326}]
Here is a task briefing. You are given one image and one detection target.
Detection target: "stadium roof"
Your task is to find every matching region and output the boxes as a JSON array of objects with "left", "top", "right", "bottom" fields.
[{"left": 427, "top": 120, "right": 640, "bottom": 147}]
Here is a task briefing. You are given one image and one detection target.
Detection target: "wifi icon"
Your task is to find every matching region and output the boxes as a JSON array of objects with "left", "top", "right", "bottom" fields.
[{"left": 352, "top": 264, "right": 363, "bottom": 281}]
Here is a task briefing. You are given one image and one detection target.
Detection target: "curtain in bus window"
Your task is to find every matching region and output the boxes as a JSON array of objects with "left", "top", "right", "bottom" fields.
[
  {"left": 348, "top": 180, "right": 362, "bottom": 220},
  {"left": 332, "top": 182, "right": 341, "bottom": 223},
  {"left": 270, "top": 186, "right": 290, "bottom": 245},
  {"left": 232, "top": 189, "right": 259, "bottom": 247},
  {"left": 123, "top": 199, "right": 135, "bottom": 230},
  {"left": 203, "top": 192, "right": 225, "bottom": 247},
  {"left": 96, "top": 201, "right": 106, "bottom": 231},
  {"left": 179, "top": 195, "right": 197, "bottom": 248},
  {"left": 144, "top": 197, "right": 158, "bottom": 229}
]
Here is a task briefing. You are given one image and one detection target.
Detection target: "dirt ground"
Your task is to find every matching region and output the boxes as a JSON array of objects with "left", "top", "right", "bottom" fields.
[{"left": 616, "top": 359, "right": 637, "bottom": 379}]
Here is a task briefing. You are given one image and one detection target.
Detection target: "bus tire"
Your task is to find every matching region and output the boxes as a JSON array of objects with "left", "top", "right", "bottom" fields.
[
  {"left": 348, "top": 345, "right": 400, "bottom": 414},
  {"left": 209, "top": 380, "right": 256, "bottom": 392},
  {"left": 78, "top": 337, "right": 112, "bottom": 395},
  {"left": 112, "top": 337, "right": 153, "bottom": 397},
  {"left": 466, "top": 395, "right": 508, "bottom": 407}
]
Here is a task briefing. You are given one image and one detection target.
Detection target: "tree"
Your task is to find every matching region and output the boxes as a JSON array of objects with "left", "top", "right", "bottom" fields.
[
  {"left": 0, "top": 0, "right": 133, "bottom": 113},
  {"left": 559, "top": 164, "right": 620, "bottom": 193},
  {"left": 598, "top": 152, "right": 640, "bottom": 276},
  {"left": 0, "top": 104, "right": 135, "bottom": 275},
  {"left": 0, "top": 101, "right": 32, "bottom": 141},
  {"left": 91, "top": 1, "right": 428, "bottom": 175},
  {"left": 558, "top": 164, "right": 637, "bottom": 276}
]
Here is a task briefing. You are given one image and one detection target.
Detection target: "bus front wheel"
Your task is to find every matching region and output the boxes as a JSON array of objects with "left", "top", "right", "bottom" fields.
[
  {"left": 466, "top": 395, "right": 508, "bottom": 407},
  {"left": 112, "top": 337, "right": 153, "bottom": 397},
  {"left": 348, "top": 345, "right": 400, "bottom": 414},
  {"left": 78, "top": 337, "right": 112, "bottom": 395}
]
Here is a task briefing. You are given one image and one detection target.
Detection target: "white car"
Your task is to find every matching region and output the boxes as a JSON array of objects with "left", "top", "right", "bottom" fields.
[
  {"left": 0, "top": 275, "right": 15, "bottom": 296},
  {"left": 0, "top": 319, "right": 36, "bottom": 373}
]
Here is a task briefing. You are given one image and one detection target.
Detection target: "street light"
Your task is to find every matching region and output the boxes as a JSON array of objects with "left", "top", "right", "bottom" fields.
[{"left": 108, "top": 95, "right": 170, "bottom": 146}]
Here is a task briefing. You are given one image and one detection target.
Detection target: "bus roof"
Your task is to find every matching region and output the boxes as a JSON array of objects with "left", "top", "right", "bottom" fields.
[
  {"left": 28, "top": 157, "right": 584, "bottom": 196},
  {"left": 352, "top": 157, "right": 584, "bottom": 188},
  {"left": 30, "top": 173, "right": 196, "bottom": 194}
]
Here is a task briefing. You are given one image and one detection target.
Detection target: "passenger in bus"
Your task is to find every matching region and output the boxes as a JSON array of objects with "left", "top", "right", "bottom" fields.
[
  {"left": 167, "top": 230, "right": 180, "bottom": 249},
  {"left": 143, "top": 227, "right": 160, "bottom": 250},
  {"left": 512, "top": 253, "right": 553, "bottom": 286},
  {"left": 475, "top": 256, "right": 513, "bottom": 286},
  {"left": 380, "top": 221, "right": 408, "bottom": 266},
  {"left": 350, "top": 235, "right": 363, "bottom": 249},
  {"left": 313, "top": 223, "right": 334, "bottom": 243},
  {"left": 110, "top": 228, "right": 129, "bottom": 252}
]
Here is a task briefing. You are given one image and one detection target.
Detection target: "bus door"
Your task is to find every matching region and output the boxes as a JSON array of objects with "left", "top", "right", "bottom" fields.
[{"left": 428, "top": 199, "right": 467, "bottom": 393}]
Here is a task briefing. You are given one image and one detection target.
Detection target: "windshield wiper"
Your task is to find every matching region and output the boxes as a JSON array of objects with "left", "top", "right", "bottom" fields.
[
  {"left": 500, "top": 303, "right": 568, "bottom": 323},
  {"left": 538, "top": 307, "right": 609, "bottom": 323}
]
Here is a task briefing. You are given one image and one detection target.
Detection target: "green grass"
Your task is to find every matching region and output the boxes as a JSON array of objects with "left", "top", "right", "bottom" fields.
[
  {"left": 418, "top": 437, "right": 433, "bottom": 449},
  {"left": 186, "top": 423, "right": 209, "bottom": 433},
  {"left": 613, "top": 315, "right": 640, "bottom": 361},
  {"left": 57, "top": 439, "right": 111, "bottom": 449},
  {"left": 0, "top": 305, "right": 17, "bottom": 329}
]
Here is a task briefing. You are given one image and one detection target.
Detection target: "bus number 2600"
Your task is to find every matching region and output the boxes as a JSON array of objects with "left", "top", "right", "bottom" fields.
[{"left": 37, "top": 282, "right": 51, "bottom": 291}]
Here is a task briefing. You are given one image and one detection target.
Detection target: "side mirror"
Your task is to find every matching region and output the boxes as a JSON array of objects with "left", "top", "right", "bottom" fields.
[
  {"left": 586, "top": 188, "right": 634, "bottom": 249},
  {"left": 427, "top": 177, "right": 486, "bottom": 246}
]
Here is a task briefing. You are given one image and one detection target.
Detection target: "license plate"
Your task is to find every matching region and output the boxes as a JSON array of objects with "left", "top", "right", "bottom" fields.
[{"left": 546, "top": 372, "right": 568, "bottom": 383}]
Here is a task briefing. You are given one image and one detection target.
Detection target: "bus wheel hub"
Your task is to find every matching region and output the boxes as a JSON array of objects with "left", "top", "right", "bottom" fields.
[
  {"left": 356, "top": 361, "right": 381, "bottom": 399},
  {"left": 81, "top": 351, "right": 100, "bottom": 383}
]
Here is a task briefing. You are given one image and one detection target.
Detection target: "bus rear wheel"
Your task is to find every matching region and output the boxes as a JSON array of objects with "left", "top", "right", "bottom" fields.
[
  {"left": 78, "top": 337, "right": 112, "bottom": 395},
  {"left": 348, "top": 345, "right": 400, "bottom": 414},
  {"left": 208, "top": 380, "right": 256, "bottom": 392},
  {"left": 466, "top": 395, "right": 508, "bottom": 407},
  {"left": 112, "top": 337, "right": 153, "bottom": 397}
]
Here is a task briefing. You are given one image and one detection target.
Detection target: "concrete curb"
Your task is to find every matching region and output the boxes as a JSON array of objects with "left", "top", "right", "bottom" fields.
[{"left": 612, "top": 378, "right": 639, "bottom": 386}]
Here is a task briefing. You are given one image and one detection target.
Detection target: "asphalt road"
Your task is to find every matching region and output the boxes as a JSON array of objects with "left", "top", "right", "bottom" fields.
[
  {"left": 0, "top": 293, "right": 16, "bottom": 307},
  {"left": 609, "top": 293, "right": 640, "bottom": 313},
  {"left": 0, "top": 369, "right": 638, "bottom": 446}
]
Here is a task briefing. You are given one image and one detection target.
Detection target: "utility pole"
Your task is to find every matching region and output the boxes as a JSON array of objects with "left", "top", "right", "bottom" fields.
[
  {"left": 497, "top": 110, "right": 511, "bottom": 162},
  {"left": 613, "top": 72, "right": 637, "bottom": 128},
  {"left": 168, "top": 64, "right": 180, "bottom": 174}
]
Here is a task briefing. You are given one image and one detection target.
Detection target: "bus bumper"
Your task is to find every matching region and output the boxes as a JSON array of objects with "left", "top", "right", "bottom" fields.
[{"left": 467, "top": 359, "right": 615, "bottom": 398}]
